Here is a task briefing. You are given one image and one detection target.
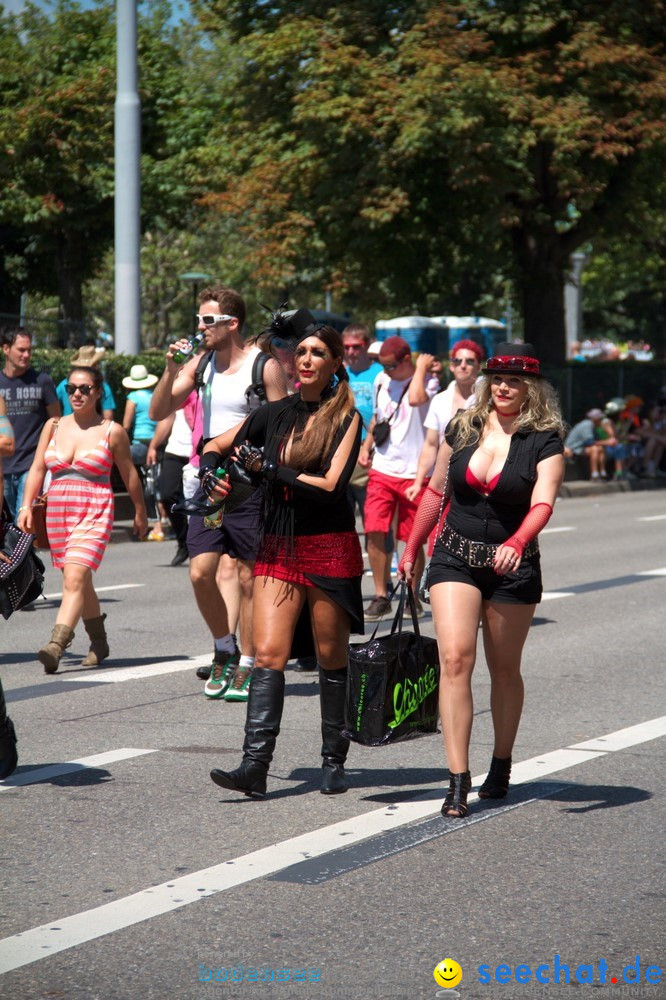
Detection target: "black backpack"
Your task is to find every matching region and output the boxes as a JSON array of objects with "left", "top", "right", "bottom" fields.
[{"left": 194, "top": 350, "right": 270, "bottom": 410}]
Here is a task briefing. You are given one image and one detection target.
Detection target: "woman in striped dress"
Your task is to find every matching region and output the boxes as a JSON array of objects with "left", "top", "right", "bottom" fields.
[{"left": 18, "top": 365, "right": 148, "bottom": 673}]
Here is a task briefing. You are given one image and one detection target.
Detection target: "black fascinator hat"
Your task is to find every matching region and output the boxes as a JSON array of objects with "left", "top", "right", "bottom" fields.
[
  {"left": 261, "top": 302, "right": 318, "bottom": 343},
  {"left": 483, "top": 342, "right": 545, "bottom": 378}
]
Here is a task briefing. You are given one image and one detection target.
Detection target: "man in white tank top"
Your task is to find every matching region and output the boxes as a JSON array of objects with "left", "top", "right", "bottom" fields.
[{"left": 150, "top": 287, "right": 289, "bottom": 697}]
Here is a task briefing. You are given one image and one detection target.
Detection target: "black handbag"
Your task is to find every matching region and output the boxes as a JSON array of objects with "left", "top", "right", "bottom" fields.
[
  {"left": 0, "top": 520, "right": 46, "bottom": 620},
  {"left": 372, "top": 380, "right": 411, "bottom": 448},
  {"left": 344, "top": 583, "right": 440, "bottom": 746}
]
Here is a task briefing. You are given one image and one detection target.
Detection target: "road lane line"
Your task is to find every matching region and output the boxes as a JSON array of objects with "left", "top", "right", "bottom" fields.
[
  {"left": 44, "top": 583, "right": 144, "bottom": 600},
  {"left": 541, "top": 526, "right": 575, "bottom": 534},
  {"left": 638, "top": 514, "right": 666, "bottom": 521},
  {"left": 0, "top": 748, "right": 157, "bottom": 792},
  {"left": 0, "top": 715, "right": 664, "bottom": 974},
  {"left": 637, "top": 567, "right": 666, "bottom": 577},
  {"left": 61, "top": 654, "right": 212, "bottom": 684},
  {"left": 540, "top": 591, "right": 576, "bottom": 601}
]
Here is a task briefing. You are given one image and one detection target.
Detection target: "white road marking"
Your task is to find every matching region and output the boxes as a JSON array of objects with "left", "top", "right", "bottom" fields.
[
  {"left": 540, "top": 590, "right": 576, "bottom": 601},
  {"left": 0, "top": 748, "right": 157, "bottom": 792},
  {"left": 541, "top": 526, "right": 576, "bottom": 534},
  {"left": 637, "top": 567, "right": 666, "bottom": 577},
  {"left": 44, "top": 583, "right": 145, "bottom": 600},
  {"left": 61, "top": 654, "right": 211, "bottom": 684},
  {"left": 637, "top": 514, "right": 666, "bottom": 521},
  {"left": 0, "top": 716, "right": 663, "bottom": 974}
]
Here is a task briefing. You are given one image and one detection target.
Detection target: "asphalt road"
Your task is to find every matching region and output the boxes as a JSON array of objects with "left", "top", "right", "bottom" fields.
[{"left": 1, "top": 490, "right": 665, "bottom": 1000}]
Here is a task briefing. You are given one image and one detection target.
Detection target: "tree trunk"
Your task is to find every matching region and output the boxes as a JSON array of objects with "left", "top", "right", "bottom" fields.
[
  {"left": 512, "top": 229, "right": 567, "bottom": 365},
  {"left": 56, "top": 233, "right": 85, "bottom": 347}
]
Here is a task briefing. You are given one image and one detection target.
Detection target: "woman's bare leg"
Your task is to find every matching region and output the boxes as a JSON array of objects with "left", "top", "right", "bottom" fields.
[
  {"left": 481, "top": 601, "right": 536, "bottom": 758},
  {"left": 430, "top": 581, "right": 483, "bottom": 773}
]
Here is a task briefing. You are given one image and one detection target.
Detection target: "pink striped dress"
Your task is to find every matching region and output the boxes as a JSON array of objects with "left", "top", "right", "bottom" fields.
[{"left": 45, "top": 421, "right": 115, "bottom": 571}]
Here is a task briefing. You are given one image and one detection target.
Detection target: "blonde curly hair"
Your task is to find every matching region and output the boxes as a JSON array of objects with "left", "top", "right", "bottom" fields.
[{"left": 449, "top": 375, "right": 566, "bottom": 450}]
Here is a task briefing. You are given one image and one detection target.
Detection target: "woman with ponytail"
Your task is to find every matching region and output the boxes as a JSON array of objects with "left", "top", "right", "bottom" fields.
[
  {"left": 399, "top": 344, "right": 565, "bottom": 819},
  {"left": 202, "top": 324, "right": 364, "bottom": 799},
  {"left": 18, "top": 365, "right": 147, "bottom": 674}
]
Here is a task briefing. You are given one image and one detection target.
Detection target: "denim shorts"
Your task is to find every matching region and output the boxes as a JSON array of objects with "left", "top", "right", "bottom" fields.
[{"left": 427, "top": 538, "right": 543, "bottom": 605}]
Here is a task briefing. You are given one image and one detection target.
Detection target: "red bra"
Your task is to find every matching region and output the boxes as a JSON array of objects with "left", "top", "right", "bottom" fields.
[{"left": 465, "top": 465, "right": 501, "bottom": 497}]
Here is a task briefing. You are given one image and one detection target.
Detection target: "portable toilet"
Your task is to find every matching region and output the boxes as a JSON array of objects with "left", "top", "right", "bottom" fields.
[
  {"left": 375, "top": 316, "right": 448, "bottom": 354},
  {"left": 431, "top": 316, "right": 507, "bottom": 360}
]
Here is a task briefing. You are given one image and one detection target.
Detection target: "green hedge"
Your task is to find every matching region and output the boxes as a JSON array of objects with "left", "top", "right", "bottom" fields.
[{"left": 30, "top": 349, "right": 167, "bottom": 415}]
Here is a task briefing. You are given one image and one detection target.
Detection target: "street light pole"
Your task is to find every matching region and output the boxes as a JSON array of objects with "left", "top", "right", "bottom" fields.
[{"left": 114, "top": 0, "right": 141, "bottom": 355}]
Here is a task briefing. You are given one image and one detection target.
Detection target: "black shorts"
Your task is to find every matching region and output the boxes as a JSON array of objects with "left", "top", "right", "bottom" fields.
[
  {"left": 427, "top": 538, "right": 542, "bottom": 605},
  {"left": 186, "top": 488, "right": 262, "bottom": 562}
]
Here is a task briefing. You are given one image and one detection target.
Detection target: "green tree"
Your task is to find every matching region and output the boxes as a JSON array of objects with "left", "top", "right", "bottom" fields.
[
  {"left": 0, "top": 0, "right": 214, "bottom": 345},
  {"left": 196, "top": 0, "right": 666, "bottom": 359}
]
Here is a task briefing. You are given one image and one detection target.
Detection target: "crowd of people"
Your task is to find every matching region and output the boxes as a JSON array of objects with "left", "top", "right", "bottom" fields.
[
  {"left": 564, "top": 392, "right": 666, "bottom": 481},
  {"left": 1, "top": 306, "right": 664, "bottom": 813}
]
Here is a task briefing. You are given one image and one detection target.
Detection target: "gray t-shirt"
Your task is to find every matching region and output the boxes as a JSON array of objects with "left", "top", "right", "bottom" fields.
[{"left": 0, "top": 368, "right": 58, "bottom": 474}]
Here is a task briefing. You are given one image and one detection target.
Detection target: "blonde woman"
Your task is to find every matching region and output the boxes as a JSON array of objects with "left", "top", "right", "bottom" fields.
[
  {"left": 400, "top": 344, "right": 565, "bottom": 818},
  {"left": 202, "top": 325, "right": 364, "bottom": 798}
]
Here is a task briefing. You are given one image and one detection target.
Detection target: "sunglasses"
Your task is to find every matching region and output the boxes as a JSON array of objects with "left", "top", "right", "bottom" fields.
[
  {"left": 65, "top": 383, "right": 94, "bottom": 396},
  {"left": 381, "top": 362, "right": 399, "bottom": 372},
  {"left": 450, "top": 357, "right": 478, "bottom": 367},
  {"left": 196, "top": 313, "right": 236, "bottom": 327}
]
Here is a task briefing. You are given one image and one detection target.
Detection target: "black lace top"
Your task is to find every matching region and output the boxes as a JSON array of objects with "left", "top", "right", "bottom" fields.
[{"left": 232, "top": 395, "right": 362, "bottom": 538}]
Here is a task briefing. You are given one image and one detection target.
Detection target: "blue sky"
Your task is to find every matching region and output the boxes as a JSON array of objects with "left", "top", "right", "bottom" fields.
[{"left": 1, "top": 1, "right": 190, "bottom": 19}]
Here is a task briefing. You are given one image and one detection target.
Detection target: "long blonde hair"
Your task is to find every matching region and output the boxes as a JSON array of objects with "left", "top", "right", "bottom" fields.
[
  {"left": 287, "top": 326, "right": 356, "bottom": 470},
  {"left": 449, "top": 374, "right": 566, "bottom": 450}
]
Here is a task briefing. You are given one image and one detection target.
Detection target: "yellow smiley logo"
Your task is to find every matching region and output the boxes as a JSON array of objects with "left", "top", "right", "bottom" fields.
[{"left": 434, "top": 958, "right": 463, "bottom": 988}]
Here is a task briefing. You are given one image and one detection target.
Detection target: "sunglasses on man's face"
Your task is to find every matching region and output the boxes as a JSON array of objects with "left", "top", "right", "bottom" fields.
[
  {"left": 450, "top": 357, "right": 478, "bottom": 367},
  {"left": 65, "top": 383, "right": 94, "bottom": 396},
  {"left": 196, "top": 314, "right": 235, "bottom": 327},
  {"left": 381, "top": 361, "right": 399, "bottom": 371}
]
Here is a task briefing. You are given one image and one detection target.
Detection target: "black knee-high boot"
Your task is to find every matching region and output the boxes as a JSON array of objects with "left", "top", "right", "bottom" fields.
[
  {"left": 210, "top": 668, "right": 285, "bottom": 799},
  {"left": 319, "top": 666, "right": 349, "bottom": 795},
  {"left": 0, "top": 678, "right": 18, "bottom": 781}
]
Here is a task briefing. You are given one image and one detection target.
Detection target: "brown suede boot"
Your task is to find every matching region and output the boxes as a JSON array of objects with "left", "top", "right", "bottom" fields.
[
  {"left": 81, "top": 613, "right": 109, "bottom": 666},
  {"left": 37, "top": 624, "right": 75, "bottom": 675}
]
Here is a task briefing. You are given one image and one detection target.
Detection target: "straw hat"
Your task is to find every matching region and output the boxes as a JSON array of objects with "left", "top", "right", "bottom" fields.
[
  {"left": 71, "top": 345, "right": 106, "bottom": 367},
  {"left": 122, "top": 364, "right": 158, "bottom": 390}
]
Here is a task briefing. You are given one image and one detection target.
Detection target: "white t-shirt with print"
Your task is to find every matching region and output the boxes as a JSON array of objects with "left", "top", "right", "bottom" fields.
[
  {"left": 371, "top": 372, "right": 440, "bottom": 479},
  {"left": 424, "top": 381, "right": 476, "bottom": 442}
]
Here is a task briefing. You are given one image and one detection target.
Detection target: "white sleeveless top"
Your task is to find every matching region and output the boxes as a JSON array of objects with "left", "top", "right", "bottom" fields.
[
  {"left": 165, "top": 407, "right": 192, "bottom": 458},
  {"left": 201, "top": 345, "right": 263, "bottom": 439}
]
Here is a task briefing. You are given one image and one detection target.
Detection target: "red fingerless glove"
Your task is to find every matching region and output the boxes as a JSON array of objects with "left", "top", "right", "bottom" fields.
[
  {"left": 504, "top": 502, "right": 553, "bottom": 557},
  {"left": 399, "top": 486, "right": 444, "bottom": 573}
]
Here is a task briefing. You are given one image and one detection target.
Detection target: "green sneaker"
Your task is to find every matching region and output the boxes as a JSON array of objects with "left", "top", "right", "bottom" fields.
[
  {"left": 204, "top": 647, "right": 240, "bottom": 699},
  {"left": 223, "top": 665, "right": 253, "bottom": 702}
]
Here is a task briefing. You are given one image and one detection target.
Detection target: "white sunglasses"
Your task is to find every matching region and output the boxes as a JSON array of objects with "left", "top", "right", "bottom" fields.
[{"left": 196, "top": 313, "right": 236, "bottom": 327}]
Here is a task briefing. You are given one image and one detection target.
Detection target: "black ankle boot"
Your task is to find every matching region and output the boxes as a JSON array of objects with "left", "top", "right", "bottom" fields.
[
  {"left": 441, "top": 770, "right": 472, "bottom": 818},
  {"left": 210, "top": 668, "right": 285, "bottom": 798},
  {"left": 0, "top": 679, "right": 18, "bottom": 781},
  {"left": 478, "top": 755, "right": 512, "bottom": 799},
  {"left": 319, "top": 666, "right": 349, "bottom": 795}
]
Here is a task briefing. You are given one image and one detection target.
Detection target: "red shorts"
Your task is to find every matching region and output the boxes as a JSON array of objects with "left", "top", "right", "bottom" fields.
[{"left": 363, "top": 470, "right": 427, "bottom": 542}]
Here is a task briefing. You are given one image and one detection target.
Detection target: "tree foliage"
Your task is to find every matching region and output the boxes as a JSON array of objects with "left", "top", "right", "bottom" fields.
[
  {"left": 0, "top": 0, "right": 214, "bottom": 343},
  {"left": 196, "top": 0, "right": 666, "bottom": 360}
]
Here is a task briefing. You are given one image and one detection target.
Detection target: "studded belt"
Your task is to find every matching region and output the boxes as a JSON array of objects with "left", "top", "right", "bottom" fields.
[{"left": 439, "top": 523, "right": 538, "bottom": 568}]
